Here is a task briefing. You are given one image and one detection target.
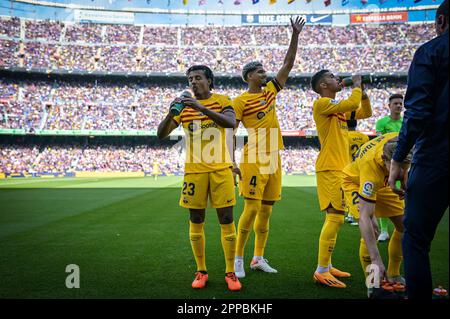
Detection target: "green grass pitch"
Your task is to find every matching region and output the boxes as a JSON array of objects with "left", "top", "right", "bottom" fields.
[{"left": 0, "top": 176, "right": 447, "bottom": 299}]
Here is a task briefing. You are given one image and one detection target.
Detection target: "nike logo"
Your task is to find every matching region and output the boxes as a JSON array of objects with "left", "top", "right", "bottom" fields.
[{"left": 310, "top": 15, "right": 330, "bottom": 23}]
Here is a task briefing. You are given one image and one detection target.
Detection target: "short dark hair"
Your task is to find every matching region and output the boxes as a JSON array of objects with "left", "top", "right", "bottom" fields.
[
  {"left": 310, "top": 69, "right": 329, "bottom": 94},
  {"left": 186, "top": 65, "right": 214, "bottom": 89},
  {"left": 347, "top": 119, "right": 357, "bottom": 129},
  {"left": 242, "top": 61, "right": 263, "bottom": 82},
  {"left": 436, "top": 0, "right": 449, "bottom": 20},
  {"left": 389, "top": 93, "right": 404, "bottom": 103}
]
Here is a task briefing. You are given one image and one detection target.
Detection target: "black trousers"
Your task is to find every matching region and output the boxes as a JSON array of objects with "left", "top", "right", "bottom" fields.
[{"left": 403, "top": 164, "right": 449, "bottom": 299}]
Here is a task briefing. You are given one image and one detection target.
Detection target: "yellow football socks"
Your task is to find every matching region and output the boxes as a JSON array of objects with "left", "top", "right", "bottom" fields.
[
  {"left": 318, "top": 213, "right": 344, "bottom": 269},
  {"left": 236, "top": 199, "right": 261, "bottom": 257},
  {"left": 189, "top": 221, "right": 206, "bottom": 272},
  {"left": 221, "top": 222, "right": 237, "bottom": 273},
  {"left": 387, "top": 229, "right": 403, "bottom": 278},
  {"left": 254, "top": 204, "right": 273, "bottom": 257},
  {"left": 359, "top": 238, "right": 372, "bottom": 277}
]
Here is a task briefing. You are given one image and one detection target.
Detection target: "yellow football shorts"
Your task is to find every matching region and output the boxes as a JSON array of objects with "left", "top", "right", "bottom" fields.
[
  {"left": 316, "top": 170, "right": 345, "bottom": 211},
  {"left": 238, "top": 152, "right": 282, "bottom": 202},
  {"left": 342, "top": 181, "right": 404, "bottom": 219},
  {"left": 179, "top": 168, "right": 236, "bottom": 209}
]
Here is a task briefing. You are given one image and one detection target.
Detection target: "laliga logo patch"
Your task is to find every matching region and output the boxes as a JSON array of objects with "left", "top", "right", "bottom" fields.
[
  {"left": 257, "top": 111, "right": 266, "bottom": 120},
  {"left": 362, "top": 182, "right": 374, "bottom": 197},
  {"left": 260, "top": 100, "right": 266, "bottom": 105},
  {"left": 330, "top": 99, "right": 339, "bottom": 104}
]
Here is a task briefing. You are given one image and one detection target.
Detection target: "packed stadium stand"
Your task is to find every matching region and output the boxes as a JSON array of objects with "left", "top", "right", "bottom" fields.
[
  {"left": 0, "top": 17, "right": 434, "bottom": 73},
  {"left": 0, "top": 9, "right": 435, "bottom": 177}
]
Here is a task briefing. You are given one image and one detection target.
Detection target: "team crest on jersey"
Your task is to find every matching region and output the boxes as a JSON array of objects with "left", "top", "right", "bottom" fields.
[
  {"left": 188, "top": 122, "right": 198, "bottom": 132},
  {"left": 249, "top": 189, "right": 256, "bottom": 195},
  {"left": 257, "top": 111, "right": 266, "bottom": 120},
  {"left": 183, "top": 198, "right": 189, "bottom": 204},
  {"left": 362, "top": 182, "right": 374, "bottom": 197}
]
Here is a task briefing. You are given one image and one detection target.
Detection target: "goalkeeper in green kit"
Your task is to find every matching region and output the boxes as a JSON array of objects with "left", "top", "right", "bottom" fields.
[{"left": 375, "top": 93, "right": 404, "bottom": 242}]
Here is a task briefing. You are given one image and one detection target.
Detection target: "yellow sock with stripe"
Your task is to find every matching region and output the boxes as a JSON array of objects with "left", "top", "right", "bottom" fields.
[
  {"left": 236, "top": 199, "right": 261, "bottom": 257},
  {"left": 359, "top": 238, "right": 372, "bottom": 277},
  {"left": 221, "top": 222, "right": 237, "bottom": 273},
  {"left": 189, "top": 221, "right": 206, "bottom": 272},
  {"left": 317, "top": 213, "right": 344, "bottom": 272},
  {"left": 387, "top": 229, "right": 403, "bottom": 278},
  {"left": 254, "top": 204, "right": 273, "bottom": 257}
]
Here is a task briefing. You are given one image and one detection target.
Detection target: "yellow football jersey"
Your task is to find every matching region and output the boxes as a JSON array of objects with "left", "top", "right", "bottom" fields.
[
  {"left": 173, "top": 93, "right": 234, "bottom": 174},
  {"left": 348, "top": 131, "right": 370, "bottom": 162},
  {"left": 232, "top": 79, "right": 284, "bottom": 158},
  {"left": 313, "top": 88, "right": 367, "bottom": 172},
  {"left": 152, "top": 162, "right": 160, "bottom": 174},
  {"left": 342, "top": 132, "right": 399, "bottom": 202}
]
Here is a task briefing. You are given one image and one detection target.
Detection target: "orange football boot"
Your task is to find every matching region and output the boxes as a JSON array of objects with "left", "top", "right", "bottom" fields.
[
  {"left": 330, "top": 267, "right": 351, "bottom": 278},
  {"left": 192, "top": 272, "right": 208, "bottom": 289},
  {"left": 225, "top": 272, "right": 242, "bottom": 291},
  {"left": 313, "top": 271, "right": 347, "bottom": 288}
]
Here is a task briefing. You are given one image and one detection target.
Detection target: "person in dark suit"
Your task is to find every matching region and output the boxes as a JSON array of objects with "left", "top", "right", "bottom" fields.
[{"left": 388, "top": 0, "right": 449, "bottom": 299}]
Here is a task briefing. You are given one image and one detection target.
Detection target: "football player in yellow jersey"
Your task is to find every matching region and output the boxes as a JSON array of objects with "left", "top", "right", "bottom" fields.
[
  {"left": 151, "top": 161, "right": 161, "bottom": 181},
  {"left": 310, "top": 71, "right": 372, "bottom": 288},
  {"left": 232, "top": 17, "right": 306, "bottom": 278},
  {"left": 342, "top": 133, "right": 413, "bottom": 297},
  {"left": 157, "top": 65, "right": 241, "bottom": 291},
  {"left": 345, "top": 118, "right": 369, "bottom": 225}
]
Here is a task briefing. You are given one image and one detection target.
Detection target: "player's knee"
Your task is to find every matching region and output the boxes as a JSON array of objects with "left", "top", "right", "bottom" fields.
[
  {"left": 217, "top": 210, "right": 234, "bottom": 224},
  {"left": 190, "top": 211, "right": 205, "bottom": 224}
]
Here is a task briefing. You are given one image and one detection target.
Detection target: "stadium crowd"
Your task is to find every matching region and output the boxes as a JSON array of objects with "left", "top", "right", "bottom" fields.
[
  {"left": 0, "top": 16, "right": 434, "bottom": 74},
  {"left": 0, "top": 143, "right": 318, "bottom": 175},
  {"left": 0, "top": 79, "right": 406, "bottom": 132}
]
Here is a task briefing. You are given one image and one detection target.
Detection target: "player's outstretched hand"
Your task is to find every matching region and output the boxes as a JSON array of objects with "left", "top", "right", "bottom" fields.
[
  {"left": 372, "top": 257, "right": 388, "bottom": 282},
  {"left": 291, "top": 16, "right": 306, "bottom": 35},
  {"left": 388, "top": 159, "right": 407, "bottom": 200}
]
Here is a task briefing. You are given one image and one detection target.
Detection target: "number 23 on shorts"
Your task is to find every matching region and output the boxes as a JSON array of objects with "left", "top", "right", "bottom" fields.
[{"left": 183, "top": 182, "right": 195, "bottom": 196}]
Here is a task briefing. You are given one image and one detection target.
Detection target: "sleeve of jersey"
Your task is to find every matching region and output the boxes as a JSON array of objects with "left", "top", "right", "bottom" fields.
[
  {"left": 267, "top": 79, "right": 283, "bottom": 96},
  {"left": 172, "top": 114, "right": 181, "bottom": 125},
  {"left": 231, "top": 97, "right": 244, "bottom": 121},
  {"left": 358, "top": 164, "right": 382, "bottom": 203},
  {"left": 220, "top": 95, "right": 234, "bottom": 113},
  {"left": 317, "top": 88, "right": 362, "bottom": 115},
  {"left": 354, "top": 97, "right": 372, "bottom": 120},
  {"left": 375, "top": 119, "right": 385, "bottom": 134}
]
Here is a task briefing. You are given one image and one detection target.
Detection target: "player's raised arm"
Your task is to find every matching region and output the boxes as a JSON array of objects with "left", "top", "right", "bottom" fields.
[
  {"left": 157, "top": 100, "right": 180, "bottom": 140},
  {"left": 275, "top": 16, "right": 306, "bottom": 88},
  {"left": 346, "top": 84, "right": 373, "bottom": 120}
]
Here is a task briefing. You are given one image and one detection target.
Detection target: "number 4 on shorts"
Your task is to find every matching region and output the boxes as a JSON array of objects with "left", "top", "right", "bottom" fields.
[{"left": 250, "top": 176, "right": 257, "bottom": 187}]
